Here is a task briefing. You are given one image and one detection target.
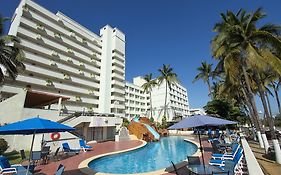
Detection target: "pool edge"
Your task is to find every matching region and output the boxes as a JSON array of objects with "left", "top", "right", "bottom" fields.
[{"left": 79, "top": 136, "right": 200, "bottom": 175}]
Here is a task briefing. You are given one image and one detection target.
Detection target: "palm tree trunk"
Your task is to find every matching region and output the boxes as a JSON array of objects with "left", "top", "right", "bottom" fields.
[
  {"left": 255, "top": 74, "right": 281, "bottom": 163},
  {"left": 207, "top": 79, "right": 212, "bottom": 99},
  {"left": 241, "top": 64, "right": 268, "bottom": 149},
  {"left": 164, "top": 80, "right": 168, "bottom": 119},
  {"left": 265, "top": 92, "right": 273, "bottom": 118},
  {"left": 272, "top": 82, "right": 281, "bottom": 114},
  {"left": 150, "top": 91, "right": 153, "bottom": 119},
  {"left": 241, "top": 86, "right": 260, "bottom": 142}
]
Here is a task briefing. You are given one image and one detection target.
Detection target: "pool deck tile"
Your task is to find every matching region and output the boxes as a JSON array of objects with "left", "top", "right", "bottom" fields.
[{"left": 34, "top": 140, "right": 143, "bottom": 175}]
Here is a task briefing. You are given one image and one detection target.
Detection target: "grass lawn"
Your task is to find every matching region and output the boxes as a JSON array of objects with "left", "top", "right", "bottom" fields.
[{"left": 3, "top": 150, "right": 30, "bottom": 164}]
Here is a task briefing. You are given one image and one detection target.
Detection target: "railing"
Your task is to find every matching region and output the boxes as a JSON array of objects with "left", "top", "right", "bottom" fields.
[{"left": 240, "top": 136, "right": 264, "bottom": 175}]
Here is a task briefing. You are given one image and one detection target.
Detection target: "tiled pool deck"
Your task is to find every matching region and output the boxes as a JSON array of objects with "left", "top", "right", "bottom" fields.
[{"left": 34, "top": 136, "right": 213, "bottom": 175}]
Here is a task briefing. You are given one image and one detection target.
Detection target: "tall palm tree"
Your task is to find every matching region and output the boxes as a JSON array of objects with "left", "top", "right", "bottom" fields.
[
  {"left": 141, "top": 73, "right": 157, "bottom": 119},
  {"left": 0, "top": 15, "right": 25, "bottom": 83},
  {"left": 212, "top": 8, "right": 281, "bottom": 163},
  {"left": 193, "top": 61, "right": 214, "bottom": 98},
  {"left": 158, "top": 64, "right": 177, "bottom": 119}
]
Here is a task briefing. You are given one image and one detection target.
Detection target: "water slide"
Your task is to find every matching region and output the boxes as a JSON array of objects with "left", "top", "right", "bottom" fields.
[{"left": 133, "top": 117, "right": 160, "bottom": 140}]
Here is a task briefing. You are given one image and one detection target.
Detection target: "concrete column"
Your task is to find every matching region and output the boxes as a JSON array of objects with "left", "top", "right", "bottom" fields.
[
  {"left": 103, "top": 127, "right": 107, "bottom": 140},
  {"left": 83, "top": 124, "right": 88, "bottom": 140},
  {"left": 58, "top": 97, "right": 62, "bottom": 113}
]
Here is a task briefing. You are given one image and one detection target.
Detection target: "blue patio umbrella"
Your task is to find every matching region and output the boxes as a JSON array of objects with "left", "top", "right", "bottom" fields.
[
  {"left": 0, "top": 116, "right": 75, "bottom": 174},
  {"left": 168, "top": 115, "right": 237, "bottom": 168}
]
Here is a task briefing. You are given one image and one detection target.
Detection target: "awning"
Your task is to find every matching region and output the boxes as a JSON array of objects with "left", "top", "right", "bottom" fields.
[{"left": 24, "top": 90, "right": 70, "bottom": 108}]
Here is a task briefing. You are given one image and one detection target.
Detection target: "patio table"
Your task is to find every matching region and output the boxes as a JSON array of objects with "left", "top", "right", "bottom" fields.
[{"left": 186, "top": 164, "right": 222, "bottom": 175}]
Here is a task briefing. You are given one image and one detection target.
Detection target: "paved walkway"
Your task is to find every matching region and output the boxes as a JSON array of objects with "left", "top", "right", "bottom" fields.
[
  {"left": 34, "top": 140, "right": 143, "bottom": 175},
  {"left": 248, "top": 140, "right": 281, "bottom": 175}
]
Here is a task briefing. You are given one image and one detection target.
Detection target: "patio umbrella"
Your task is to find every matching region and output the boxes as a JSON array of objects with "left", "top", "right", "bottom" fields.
[
  {"left": 168, "top": 115, "right": 237, "bottom": 168},
  {"left": 0, "top": 116, "right": 75, "bottom": 175}
]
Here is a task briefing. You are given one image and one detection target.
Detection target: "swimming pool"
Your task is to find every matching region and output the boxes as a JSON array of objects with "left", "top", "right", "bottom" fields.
[{"left": 88, "top": 136, "right": 198, "bottom": 174}]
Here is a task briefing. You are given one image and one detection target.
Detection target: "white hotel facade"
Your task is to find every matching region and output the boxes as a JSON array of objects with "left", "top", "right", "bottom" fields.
[
  {"left": 125, "top": 77, "right": 190, "bottom": 122},
  {"left": 0, "top": 0, "right": 190, "bottom": 150},
  {"left": 0, "top": 0, "right": 125, "bottom": 149},
  {"left": 4, "top": 0, "right": 126, "bottom": 115}
]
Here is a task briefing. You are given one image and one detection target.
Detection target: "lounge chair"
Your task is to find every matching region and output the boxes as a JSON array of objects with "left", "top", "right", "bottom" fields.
[
  {"left": 20, "top": 149, "right": 27, "bottom": 163},
  {"left": 62, "top": 142, "right": 80, "bottom": 155},
  {"left": 170, "top": 161, "right": 180, "bottom": 175},
  {"left": 212, "top": 144, "right": 240, "bottom": 160},
  {"left": 79, "top": 139, "right": 93, "bottom": 152},
  {"left": 48, "top": 147, "right": 60, "bottom": 161},
  {"left": 187, "top": 156, "right": 200, "bottom": 165},
  {"left": 55, "top": 164, "right": 65, "bottom": 175},
  {"left": 212, "top": 171, "right": 230, "bottom": 175},
  {"left": 0, "top": 156, "right": 32, "bottom": 175},
  {"left": 209, "top": 148, "right": 243, "bottom": 167}
]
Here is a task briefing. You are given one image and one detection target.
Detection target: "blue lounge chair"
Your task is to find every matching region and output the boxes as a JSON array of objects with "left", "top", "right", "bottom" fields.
[
  {"left": 79, "top": 139, "right": 93, "bottom": 152},
  {"left": 209, "top": 148, "right": 243, "bottom": 167},
  {"left": 0, "top": 156, "right": 32, "bottom": 175},
  {"left": 55, "top": 164, "right": 65, "bottom": 175},
  {"left": 211, "top": 144, "right": 240, "bottom": 160},
  {"left": 62, "top": 142, "right": 80, "bottom": 155}
]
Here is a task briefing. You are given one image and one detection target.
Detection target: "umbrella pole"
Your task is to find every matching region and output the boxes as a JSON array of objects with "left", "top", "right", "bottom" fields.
[
  {"left": 197, "top": 130, "right": 206, "bottom": 172},
  {"left": 26, "top": 132, "right": 35, "bottom": 175}
]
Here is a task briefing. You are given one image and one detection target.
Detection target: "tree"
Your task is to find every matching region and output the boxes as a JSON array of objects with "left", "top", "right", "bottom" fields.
[
  {"left": 212, "top": 8, "right": 281, "bottom": 162},
  {"left": 0, "top": 138, "right": 8, "bottom": 154},
  {"left": 157, "top": 64, "right": 177, "bottom": 119},
  {"left": 161, "top": 116, "right": 167, "bottom": 129},
  {"left": 141, "top": 73, "right": 157, "bottom": 119},
  {"left": 203, "top": 99, "right": 248, "bottom": 124},
  {"left": 0, "top": 14, "right": 25, "bottom": 83},
  {"left": 193, "top": 61, "right": 214, "bottom": 98}
]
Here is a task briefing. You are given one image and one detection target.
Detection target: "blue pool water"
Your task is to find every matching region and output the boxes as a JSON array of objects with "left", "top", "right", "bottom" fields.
[{"left": 88, "top": 136, "right": 198, "bottom": 174}]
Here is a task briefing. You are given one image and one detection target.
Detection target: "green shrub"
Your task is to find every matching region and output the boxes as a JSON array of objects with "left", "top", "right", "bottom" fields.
[
  {"left": 0, "top": 138, "right": 9, "bottom": 155},
  {"left": 122, "top": 118, "right": 130, "bottom": 128}
]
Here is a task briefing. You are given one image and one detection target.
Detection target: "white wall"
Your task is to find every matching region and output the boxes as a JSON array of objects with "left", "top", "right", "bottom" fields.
[{"left": 0, "top": 90, "right": 26, "bottom": 124}]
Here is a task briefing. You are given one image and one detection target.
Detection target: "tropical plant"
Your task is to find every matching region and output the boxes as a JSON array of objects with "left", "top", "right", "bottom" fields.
[
  {"left": 0, "top": 138, "right": 8, "bottom": 154},
  {"left": 141, "top": 73, "right": 157, "bottom": 119},
  {"left": 0, "top": 15, "right": 25, "bottom": 83},
  {"left": 212, "top": 8, "right": 281, "bottom": 162},
  {"left": 122, "top": 118, "right": 130, "bottom": 128},
  {"left": 193, "top": 61, "right": 214, "bottom": 98},
  {"left": 157, "top": 64, "right": 177, "bottom": 119},
  {"left": 203, "top": 99, "right": 248, "bottom": 124}
]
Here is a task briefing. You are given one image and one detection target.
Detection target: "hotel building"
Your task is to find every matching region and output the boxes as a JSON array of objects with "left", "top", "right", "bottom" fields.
[
  {"left": 0, "top": 0, "right": 125, "bottom": 150},
  {"left": 125, "top": 77, "right": 190, "bottom": 123}
]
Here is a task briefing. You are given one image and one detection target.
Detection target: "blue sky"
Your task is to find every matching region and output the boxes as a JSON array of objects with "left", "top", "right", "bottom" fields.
[{"left": 1, "top": 0, "right": 280, "bottom": 115}]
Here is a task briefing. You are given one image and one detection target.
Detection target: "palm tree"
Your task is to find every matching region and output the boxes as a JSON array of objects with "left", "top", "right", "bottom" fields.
[
  {"left": 157, "top": 64, "right": 177, "bottom": 119},
  {"left": 212, "top": 8, "right": 281, "bottom": 163},
  {"left": 141, "top": 73, "right": 157, "bottom": 119},
  {"left": 0, "top": 15, "right": 25, "bottom": 83},
  {"left": 193, "top": 61, "right": 214, "bottom": 98}
]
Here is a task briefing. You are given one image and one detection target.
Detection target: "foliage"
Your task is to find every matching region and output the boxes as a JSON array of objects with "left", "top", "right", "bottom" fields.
[
  {"left": 122, "top": 118, "right": 130, "bottom": 128},
  {"left": 3, "top": 150, "right": 30, "bottom": 164},
  {"left": 158, "top": 64, "right": 177, "bottom": 118},
  {"left": 149, "top": 116, "right": 154, "bottom": 123},
  {"left": 0, "top": 14, "right": 25, "bottom": 83},
  {"left": 161, "top": 116, "right": 167, "bottom": 129},
  {"left": 193, "top": 61, "right": 214, "bottom": 97},
  {"left": 0, "top": 138, "right": 8, "bottom": 154},
  {"left": 275, "top": 113, "right": 281, "bottom": 127},
  {"left": 203, "top": 99, "right": 249, "bottom": 124},
  {"left": 142, "top": 73, "right": 157, "bottom": 118}
]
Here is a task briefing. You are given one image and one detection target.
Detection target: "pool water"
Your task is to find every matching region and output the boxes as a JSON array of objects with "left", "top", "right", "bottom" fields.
[{"left": 88, "top": 136, "right": 198, "bottom": 174}]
